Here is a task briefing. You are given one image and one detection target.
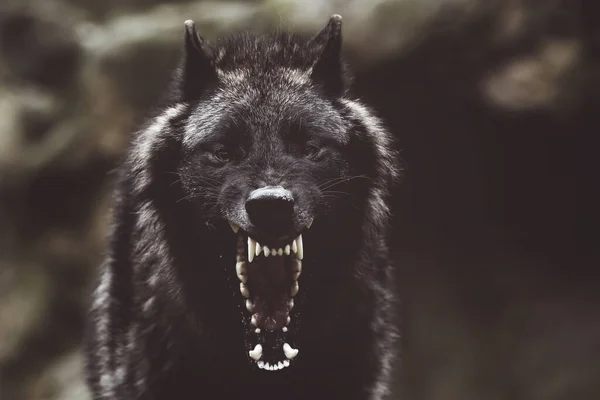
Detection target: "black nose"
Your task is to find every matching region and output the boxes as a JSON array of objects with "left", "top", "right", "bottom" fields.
[{"left": 245, "top": 186, "right": 294, "bottom": 230}]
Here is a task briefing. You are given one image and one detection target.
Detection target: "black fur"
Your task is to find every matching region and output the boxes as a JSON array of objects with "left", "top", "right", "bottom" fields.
[{"left": 85, "top": 15, "right": 399, "bottom": 400}]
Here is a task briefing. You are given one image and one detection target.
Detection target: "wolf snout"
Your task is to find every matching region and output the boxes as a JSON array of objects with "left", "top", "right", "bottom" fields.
[{"left": 245, "top": 186, "right": 294, "bottom": 230}]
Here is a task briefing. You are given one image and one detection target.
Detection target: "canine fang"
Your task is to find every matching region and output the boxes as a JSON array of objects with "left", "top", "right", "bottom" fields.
[
  {"left": 283, "top": 343, "right": 299, "bottom": 359},
  {"left": 249, "top": 344, "right": 262, "bottom": 360},
  {"left": 247, "top": 237, "right": 256, "bottom": 262}
]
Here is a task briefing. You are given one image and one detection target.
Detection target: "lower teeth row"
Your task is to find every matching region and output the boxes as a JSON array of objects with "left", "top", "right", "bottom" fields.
[
  {"left": 248, "top": 343, "right": 299, "bottom": 364},
  {"left": 257, "top": 360, "right": 290, "bottom": 371}
]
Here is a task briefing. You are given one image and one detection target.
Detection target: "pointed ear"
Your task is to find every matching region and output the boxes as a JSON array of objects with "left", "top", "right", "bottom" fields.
[
  {"left": 181, "top": 20, "right": 217, "bottom": 101},
  {"left": 310, "top": 15, "right": 347, "bottom": 97}
]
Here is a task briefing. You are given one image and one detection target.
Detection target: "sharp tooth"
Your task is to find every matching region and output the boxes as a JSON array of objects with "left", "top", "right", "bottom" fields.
[
  {"left": 257, "top": 361, "right": 264, "bottom": 369},
  {"left": 291, "top": 259, "right": 302, "bottom": 280},
  {"left": 283, "top": 343, "right": 299, "bottom": 359},
  {"left": 273, "top": 363, "right": 280, "bottom": 371},
  {"left": 264, "top": 362, "right": 270, "bottom": 370},
  {"left": 306, "top": 218, "right": 313, "bottom": 229},
  {"left": 264, "top": 246, "right": 270, "bottom": 257},
  {"left": 256, "top": 242, "right": 262, "bottom": 256},
  {"left": 246, "top": 299, "right": 253, "bottom": 312},
  {"left": 296, "top": 234, "right": 303, "bottom": 260},
  {"left": 284, "top": 245, "right": 290, "bottom": 255},
  {"left": 248, "top": 238, "right": 256, "bottom": 263},
  {"left": 286, "top": 316, "right": 291, "bottom": 325},
  {"left": 249, "top": 344, "right": 262, "bottom": 360},
  {"left": 230, "top": 223, "right": 240, "bottom": 233},
  {"left": 269, "top": 365, "right": 275, "bottom": 371},
  {"left": 251, "top": 315, "right": 257, "bottom": 326},
  {"left": 240, "top": 283, "right": 249, "bottom": 298},
  {"left": 282, "top": 326, "right": 288, "bottom": 332},
  {"left": 291, "top": 259, "right": 302, "bottom": 273},
  {"left": 291, "top": 281, "right": 299, "bottom": 297},
  {"left": 283, "top": 360, "right": 290, "bottom": 367},
  {"left": 255, "top": 328, "right": 261, "bottom": 334},
  {"left": 277, "top": 248, "right": 283, "bottom": 256},
  {"left": 292, "top": 239, "right": 297, "bottom": 254},
  {"left": 236, "top": 261, "right": 247, "bottom": 282},
  {"left": 278, "top": 362, "right": 284, "bottom": 369},
  {"left": 288, "top": 299, "right": 294, "bottom": 310}
]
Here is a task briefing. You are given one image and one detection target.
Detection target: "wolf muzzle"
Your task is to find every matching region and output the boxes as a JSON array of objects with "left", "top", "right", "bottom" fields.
[{"left": 245, "top": 186, "right": 294, "bottom": 230}]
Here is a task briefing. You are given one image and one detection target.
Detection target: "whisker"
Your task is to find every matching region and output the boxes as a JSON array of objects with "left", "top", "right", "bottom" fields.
[
  {"left": 321, "top": 190, "right": 351, "bottom": 196},
  {"left": 318, "top": 175, "right": 371, "bottom": 191},
  {"left": 317, "top": 174, "right": 369, "bottom": 188}
]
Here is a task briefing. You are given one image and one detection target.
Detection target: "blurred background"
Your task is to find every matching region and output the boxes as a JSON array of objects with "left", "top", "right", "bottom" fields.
[{"left": 0, "top": 0, "right": 592, "bottom": 399}]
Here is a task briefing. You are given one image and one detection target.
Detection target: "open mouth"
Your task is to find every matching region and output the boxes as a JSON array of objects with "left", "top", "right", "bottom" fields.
[{"left": 230, "top": 224, "right": 307, "bottom": 371}]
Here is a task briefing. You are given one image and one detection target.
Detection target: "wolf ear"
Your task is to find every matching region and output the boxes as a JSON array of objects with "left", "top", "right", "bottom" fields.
[
  {"left": 310, "top": 14, "right": 347, "bottom": 97},
  {"left": 181, "top": 20, "right": 217, "bottom": 101}
]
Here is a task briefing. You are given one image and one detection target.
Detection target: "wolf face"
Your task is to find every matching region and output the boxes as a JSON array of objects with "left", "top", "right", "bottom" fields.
[
  {"left": 171, "top": 16, "right": 391, "bottom": 370},
  {"left": 86, "top": 15, "right": 399, "bottom": 399}
]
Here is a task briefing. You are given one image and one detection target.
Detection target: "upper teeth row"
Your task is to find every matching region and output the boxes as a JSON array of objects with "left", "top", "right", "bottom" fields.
[{"left": 247, "top": 236, "right": 303, "bottom": 263}]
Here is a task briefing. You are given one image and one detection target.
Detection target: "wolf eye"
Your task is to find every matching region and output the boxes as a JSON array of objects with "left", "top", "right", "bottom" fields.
[
  {"left": 303, "top": 144, "right": 325, "bottom": 160},
  {"left": 213, "top": 149, "right": 231, "bottom": 162}
]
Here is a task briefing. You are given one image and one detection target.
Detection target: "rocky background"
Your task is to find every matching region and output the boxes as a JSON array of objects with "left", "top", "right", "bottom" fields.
[{"left": 0, "top": 0, "right": 594, "bottom": 399}]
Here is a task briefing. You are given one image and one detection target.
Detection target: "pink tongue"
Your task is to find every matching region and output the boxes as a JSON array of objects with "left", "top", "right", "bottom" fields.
[{"left": 249, "top": 256, "right": 292, "bottom": 330}]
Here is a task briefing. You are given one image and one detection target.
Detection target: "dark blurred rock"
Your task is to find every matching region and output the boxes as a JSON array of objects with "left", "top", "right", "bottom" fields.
[{"left": 0, "top": 10, "right": 82, "bottom": 90}]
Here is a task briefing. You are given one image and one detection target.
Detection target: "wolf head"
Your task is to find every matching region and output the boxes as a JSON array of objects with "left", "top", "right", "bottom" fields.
[
  {"left": 179, "top": 16, "right": 350, "bottom": 244},
  {"left": 129, "top": 15, "right": 398, "bottom": 373}
]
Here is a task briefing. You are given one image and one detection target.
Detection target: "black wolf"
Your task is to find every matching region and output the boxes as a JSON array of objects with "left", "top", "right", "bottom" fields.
[{"left": 85, "top": 15, "right": 400, "bottom": 400}]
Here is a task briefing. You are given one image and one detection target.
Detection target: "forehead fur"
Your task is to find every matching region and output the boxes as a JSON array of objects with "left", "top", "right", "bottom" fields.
[
  {"left": 213, "top": 32, "right": 321, "bottom": 75},
  {"left": 179, "top": 27, "right": 351, "bottom": 147},
  {"left": 182, "top": 84, "right": 349, "bottom": 148}
]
